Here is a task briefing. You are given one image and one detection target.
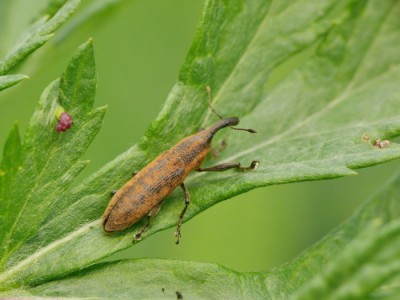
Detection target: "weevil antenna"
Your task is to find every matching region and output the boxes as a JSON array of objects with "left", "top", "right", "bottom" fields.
[
  {"left": 206, "top": 85, "right": 257, "bottom": 134},
  {"left": 231, "top": 127, "right": 257, "bottom": 133},
  {"left": 206, "top": 85, "right": 223, "bottom": 120}
]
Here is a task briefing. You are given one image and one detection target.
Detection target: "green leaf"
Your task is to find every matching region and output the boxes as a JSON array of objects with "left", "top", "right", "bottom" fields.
[
  {"left": 0, "top": 124, "right": 22, "bottom": 226},
  {"left": 3, "top": 162, "right": 400, "bottom": 299},
  {"left": 0, "top": 39, "right": 105, "bottom": 279},
  {"left": 37, "top": 0, "right": 71, "bottom": 18},
  {"left": 291, "top": 220, "right": 400, "bottom": 299},
  {"left": 1, "top": 0, "right": 400, "bottom": 297},
  {"left": 291, "top": 196, "right": 400, "bottom": 296},
  {"left": 268, "top": 170, "right": 400, "bottom": 299},
  {"left": 9, "top": 259, "right": 269, "bottom": 299},
  {"left": 0, "top": 74, "right": 29, "bottom": 91},
  {"left": 0, "top": 0, "right": 81, "bottom": 76}
]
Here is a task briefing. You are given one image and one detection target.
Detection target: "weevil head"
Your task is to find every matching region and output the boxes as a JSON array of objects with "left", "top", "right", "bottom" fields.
[
  {"left": 202, "top": 116, "right": 256, "bottom": 143},
  {"left": 200, "top": 117, "right": 240, "bottom": 143},
  {"left": 226, "top": 116, "right": 240, "bottom": 126},
  {"left": 207, "top": 117, "right": 240, "bottom": 137}
]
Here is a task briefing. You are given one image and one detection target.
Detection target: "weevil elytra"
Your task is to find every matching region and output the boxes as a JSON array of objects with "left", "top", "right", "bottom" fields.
[{"left": 102, "top": 87, "right": 259, "bottom": 244}]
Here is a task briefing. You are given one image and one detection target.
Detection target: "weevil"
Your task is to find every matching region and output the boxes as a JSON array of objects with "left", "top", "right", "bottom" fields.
[{"left": 102, "top": 87, "right": 259, "bottom": 244}]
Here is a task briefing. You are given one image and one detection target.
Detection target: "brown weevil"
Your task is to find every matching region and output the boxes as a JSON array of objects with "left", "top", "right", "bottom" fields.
[{"left": 102, "top": 86, "right": 259, "bottom": 244}]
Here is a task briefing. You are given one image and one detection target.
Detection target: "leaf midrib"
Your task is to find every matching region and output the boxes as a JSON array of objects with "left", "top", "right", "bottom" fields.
[{"left": 0, "top": 220, "right": 98, "bottom": 289}]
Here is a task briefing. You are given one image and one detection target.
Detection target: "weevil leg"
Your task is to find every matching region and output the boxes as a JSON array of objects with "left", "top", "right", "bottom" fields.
[
  {"left": 175, "top": 182, "right": 190, "bottom": 244},
  {"left": 196, "top": 160, "right": 259, "bottom": 172},
  {"left": 133, "top": 201, "right": 163, "bottom": 242}
]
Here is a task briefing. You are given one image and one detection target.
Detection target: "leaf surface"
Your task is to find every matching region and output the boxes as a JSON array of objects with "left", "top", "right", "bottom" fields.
[
  {"left": 1, "top": 0, "right": 400, "bottom": 296},
  {"left": 0, "top": 124, "right": 22, "bottom": 234},
  {"left": 0, "top": 0, "right": 80, "bottom": 91},
  {"left": 4, "top": 169, "right": 400, "bottom": 299},
  {"left": 269, "top": 170, "right": 400, "bottom": 299},
  {"left": 0, "top": 75, "right": 29, "bottom": 91},
  {"left": 0, "top": 40, "right": 105, "bottom": 282}
]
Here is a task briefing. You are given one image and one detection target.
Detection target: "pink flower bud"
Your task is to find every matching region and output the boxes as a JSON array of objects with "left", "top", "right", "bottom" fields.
[{"left": 56, "top": 111, "right": 73, "bottom": 132}]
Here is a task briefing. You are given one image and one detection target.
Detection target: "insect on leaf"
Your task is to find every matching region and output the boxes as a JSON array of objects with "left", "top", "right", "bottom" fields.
[{"left": 1, "top": 0, "right": 400, "bottom": 296}]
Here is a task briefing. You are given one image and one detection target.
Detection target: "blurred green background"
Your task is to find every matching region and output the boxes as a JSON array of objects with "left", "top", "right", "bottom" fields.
[{"left": 1, "top": 0, "right": 400, "bottom": 272}]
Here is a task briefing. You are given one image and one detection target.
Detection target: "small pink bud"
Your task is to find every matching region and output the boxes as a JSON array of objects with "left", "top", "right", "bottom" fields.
[{"left": 56, "top": 111, "right": 73, "bottom": 132}]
